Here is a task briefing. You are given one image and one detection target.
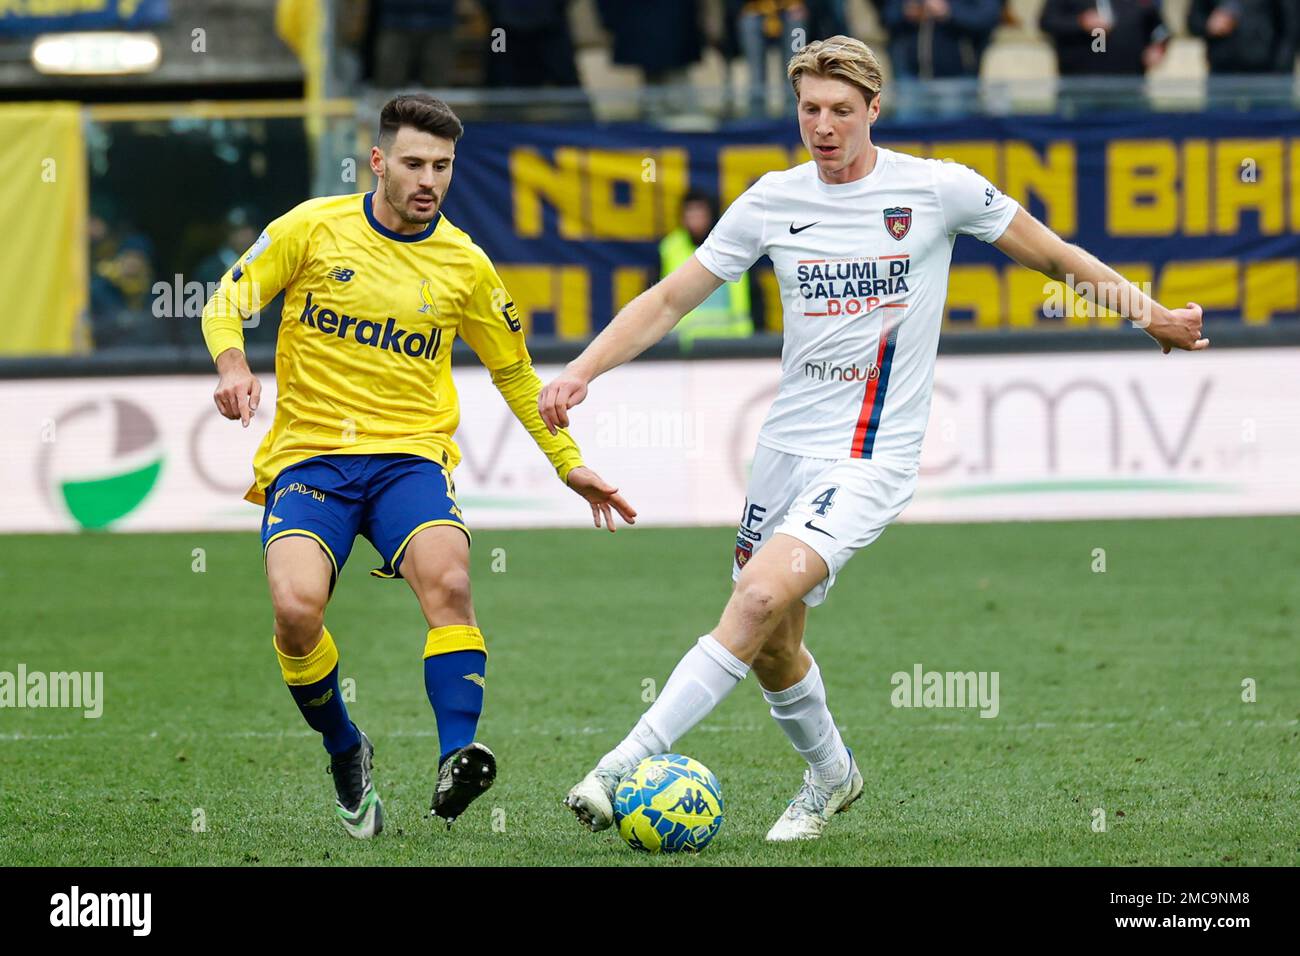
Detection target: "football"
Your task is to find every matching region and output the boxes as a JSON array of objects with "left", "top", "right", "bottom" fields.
[{"left": 613, "top": 754, "right": 724, "bottom": 853}]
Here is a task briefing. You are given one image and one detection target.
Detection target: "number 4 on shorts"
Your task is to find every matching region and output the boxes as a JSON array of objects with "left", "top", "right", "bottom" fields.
[{"left": 811, "top": 487, "right": 837, "bottom": 516}]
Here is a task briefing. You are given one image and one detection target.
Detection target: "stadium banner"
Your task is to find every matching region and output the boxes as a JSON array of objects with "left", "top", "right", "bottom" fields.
[
  {"left": 443, "top": 113, "right": 1300, "bottom": 339},
  {"left": 3, "top": 348, "right": 1298, "bottom": 534},
  {"left": 0, "top": 0, "right": 169, "bottom": 35},
  {"left": 0, "top": 102, "right": 88, "bottom": 356}
]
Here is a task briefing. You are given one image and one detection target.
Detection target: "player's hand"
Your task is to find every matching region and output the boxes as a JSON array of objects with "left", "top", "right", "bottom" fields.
[
  {"left": 1144, "top": 302, "right": 1209, "bottom": 354},
  {"left": 923, "top": 0, "right": 950, "bottom": 20},
  {"left": 566, "top": 466, "right": 637, "bottom": 533},
  {"left": 213, "top": 348, "right": 262, "bottom": 427},
  {"left": 539, "top": 367, "right": 589, "bottom": 435},
  {"left": 1079, "top": 9, "right": 1109, "bottom": 32},
  {"left": 1207, "top": 8, "right": 1237, "bottom": 37}
]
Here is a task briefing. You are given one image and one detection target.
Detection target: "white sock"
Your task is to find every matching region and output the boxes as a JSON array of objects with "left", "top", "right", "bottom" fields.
[
  {"left": 762, "top": 658, "right": 851, "bottom": 787},
  {"left": 599, "top": 634, "right": 748, "bottom": 774}
]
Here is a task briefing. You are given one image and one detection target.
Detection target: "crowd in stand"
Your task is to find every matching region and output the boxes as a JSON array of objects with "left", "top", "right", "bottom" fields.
[
  {"left": 362, "top": 0, "right": 1300, "bottom": 92},
  {"left": 84, "top": 1, "right": 1300, "bottom": 352}
]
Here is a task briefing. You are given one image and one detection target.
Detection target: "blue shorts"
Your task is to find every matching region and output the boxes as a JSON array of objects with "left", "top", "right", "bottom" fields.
[{"left": 260, "top": 454, "right": 468, "bottom": 586}]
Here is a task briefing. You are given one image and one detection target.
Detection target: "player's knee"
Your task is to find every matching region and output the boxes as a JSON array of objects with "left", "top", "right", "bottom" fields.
[
  {"left": 271, "top": 588, "right": 326, "bottom": 653},
  {"left": 425, "top": 566, "right": 473, "bottom": 617},
  {"left": 732, "top": 578, "right": 785, "bottom": 629}
]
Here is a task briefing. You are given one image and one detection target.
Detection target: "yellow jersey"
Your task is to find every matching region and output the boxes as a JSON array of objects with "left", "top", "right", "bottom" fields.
[{"left": 202, "top": 191, "right": 583, "bottom": 504}]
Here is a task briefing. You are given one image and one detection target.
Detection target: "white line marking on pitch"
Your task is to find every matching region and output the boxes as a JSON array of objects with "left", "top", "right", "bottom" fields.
[{"left": 1, "top": 718, "right": 1296, "bottom": 743}]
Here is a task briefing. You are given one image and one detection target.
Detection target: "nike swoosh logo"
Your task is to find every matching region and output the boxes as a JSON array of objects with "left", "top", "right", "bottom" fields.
[
  {"left": 804, "top": 519, "right": 835, "bottom": 538},
  {"left": 789, "top": 221, "right": 819, "bottom": 234}
]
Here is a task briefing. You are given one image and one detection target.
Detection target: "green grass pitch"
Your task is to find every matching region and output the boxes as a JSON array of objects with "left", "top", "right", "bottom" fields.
[{"left": 1, "top": 517, "right": 1296, "bottom": 866}]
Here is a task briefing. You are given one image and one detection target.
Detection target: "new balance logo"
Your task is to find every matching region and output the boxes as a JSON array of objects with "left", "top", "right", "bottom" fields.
[
  {"left": 463, "top": 673, "right": 485, "bottom": 688},
  {"left": 305, "top": 688, "right": 334, "bottom": 707},
  {"left": 327, "top": 267, "right": 355, "bottom": 281},
  {"left": 299, "top": 291, "right": 441, "bottom": 361},
  {"left": 501, "top": 299, "right": 521, "bottom": 332}
]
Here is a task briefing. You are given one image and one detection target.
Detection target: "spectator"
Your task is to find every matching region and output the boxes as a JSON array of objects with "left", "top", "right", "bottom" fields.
[
  {"left": 183, "top": 207, "right": 271, "bottom": 351},
  {"left": 660, "top": 189, "right": 753, "bottom": 349},
  {"left": 596, "top": 0, "right": 704, "bottom": 86},
  {"left": 882, "top": 0, "right": 1003, "bottom": 79},
  {"left": 806, "top": 0, "right": 850, "bottom": 39},
  {"left": 732, "top": 1, "right": 810, "bottom": 114},
  {"left": 195, "top": 207, "right": 258, "bottom": 290},
  {"left": 1187, "top": 0, "right": 1299, "bottom": 74},
  {"left": 482, "top": 0, "right": 582, "bottom": 88},
  {"left": 1040, "top": 1, "right": 1170, "bottom": 75},
  {"left": 89, "top": 234, "right": 162, "bottom": 350},
  {"left": 370, "top": 0, "right": 457, "bottom": 88},
  {"left": 88, "top": 210, "right": 117, "bottom": 267},
  {"left": 718, "top": 1, "right": 847, "bottom": 115},
  {"left": 882, "top": 0, "right": 1001, "bottom": 117}
]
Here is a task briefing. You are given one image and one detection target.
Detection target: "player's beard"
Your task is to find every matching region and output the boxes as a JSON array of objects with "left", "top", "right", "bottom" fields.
[{"left": 383, "top": 173, "right": 438, "bottom": 225}]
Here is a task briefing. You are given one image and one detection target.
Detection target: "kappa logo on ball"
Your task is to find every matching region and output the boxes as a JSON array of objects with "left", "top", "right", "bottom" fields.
[{"left": 884, "top": 206, "right": 912, "bottom": 241}]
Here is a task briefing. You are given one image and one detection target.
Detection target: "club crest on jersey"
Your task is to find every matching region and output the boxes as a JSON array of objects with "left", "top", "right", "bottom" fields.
[
  {"left": 735, "top": 537, "right": 753, "bottom": 569},
  {"left": 884, "top": 207, "right": 912, "bottom": 241},
  {"left": 418, "top": 278, "right": 440, "bottom": 316}
]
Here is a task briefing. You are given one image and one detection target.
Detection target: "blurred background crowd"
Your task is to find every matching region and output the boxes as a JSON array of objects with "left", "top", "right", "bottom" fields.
[{"left": 0, "top": 0, "right": 1295, "bottom": 356}]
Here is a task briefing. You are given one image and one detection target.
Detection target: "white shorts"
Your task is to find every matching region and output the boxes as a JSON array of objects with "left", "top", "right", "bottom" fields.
[{"left": 731, "top": 444, "right": 918, "bottom": 607}]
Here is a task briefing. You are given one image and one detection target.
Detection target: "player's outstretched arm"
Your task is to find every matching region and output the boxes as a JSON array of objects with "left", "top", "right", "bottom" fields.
[
  {"left": 993, "top": 207, "right": 1209, "bottom": 354},
  {"left": 488, "top": 360, "right": 637, "bottom": 532},
  {"left": 539, "top": 256, "right": 724, "bottom": 434}
]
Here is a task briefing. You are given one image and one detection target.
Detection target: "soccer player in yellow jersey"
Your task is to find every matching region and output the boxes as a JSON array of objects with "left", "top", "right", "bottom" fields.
[{"left": 201, "top": 94, "right": 636, "bottom": 840}]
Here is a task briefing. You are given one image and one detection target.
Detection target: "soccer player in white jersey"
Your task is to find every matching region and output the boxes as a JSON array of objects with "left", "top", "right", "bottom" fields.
[{"left": 540, "top": 36, "right": 1208, "bottom": 842}]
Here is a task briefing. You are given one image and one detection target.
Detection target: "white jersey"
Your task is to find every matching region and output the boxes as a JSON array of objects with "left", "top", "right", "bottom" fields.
[{"left": 695, "top": 148, "right": 1019, "bottom": 464}]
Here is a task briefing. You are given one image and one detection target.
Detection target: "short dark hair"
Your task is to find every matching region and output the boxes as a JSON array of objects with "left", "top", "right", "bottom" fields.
[
  {"left": 682, "top": 187, "right": 719, "bottom": 221},
  {"left": 378, "top": 94, "right": 463, "bottom": 150}
]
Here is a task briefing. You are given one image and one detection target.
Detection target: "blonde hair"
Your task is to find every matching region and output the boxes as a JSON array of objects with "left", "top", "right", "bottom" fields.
[{"left": 787, "top": 35, "right": 883, "bottom": 107}]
